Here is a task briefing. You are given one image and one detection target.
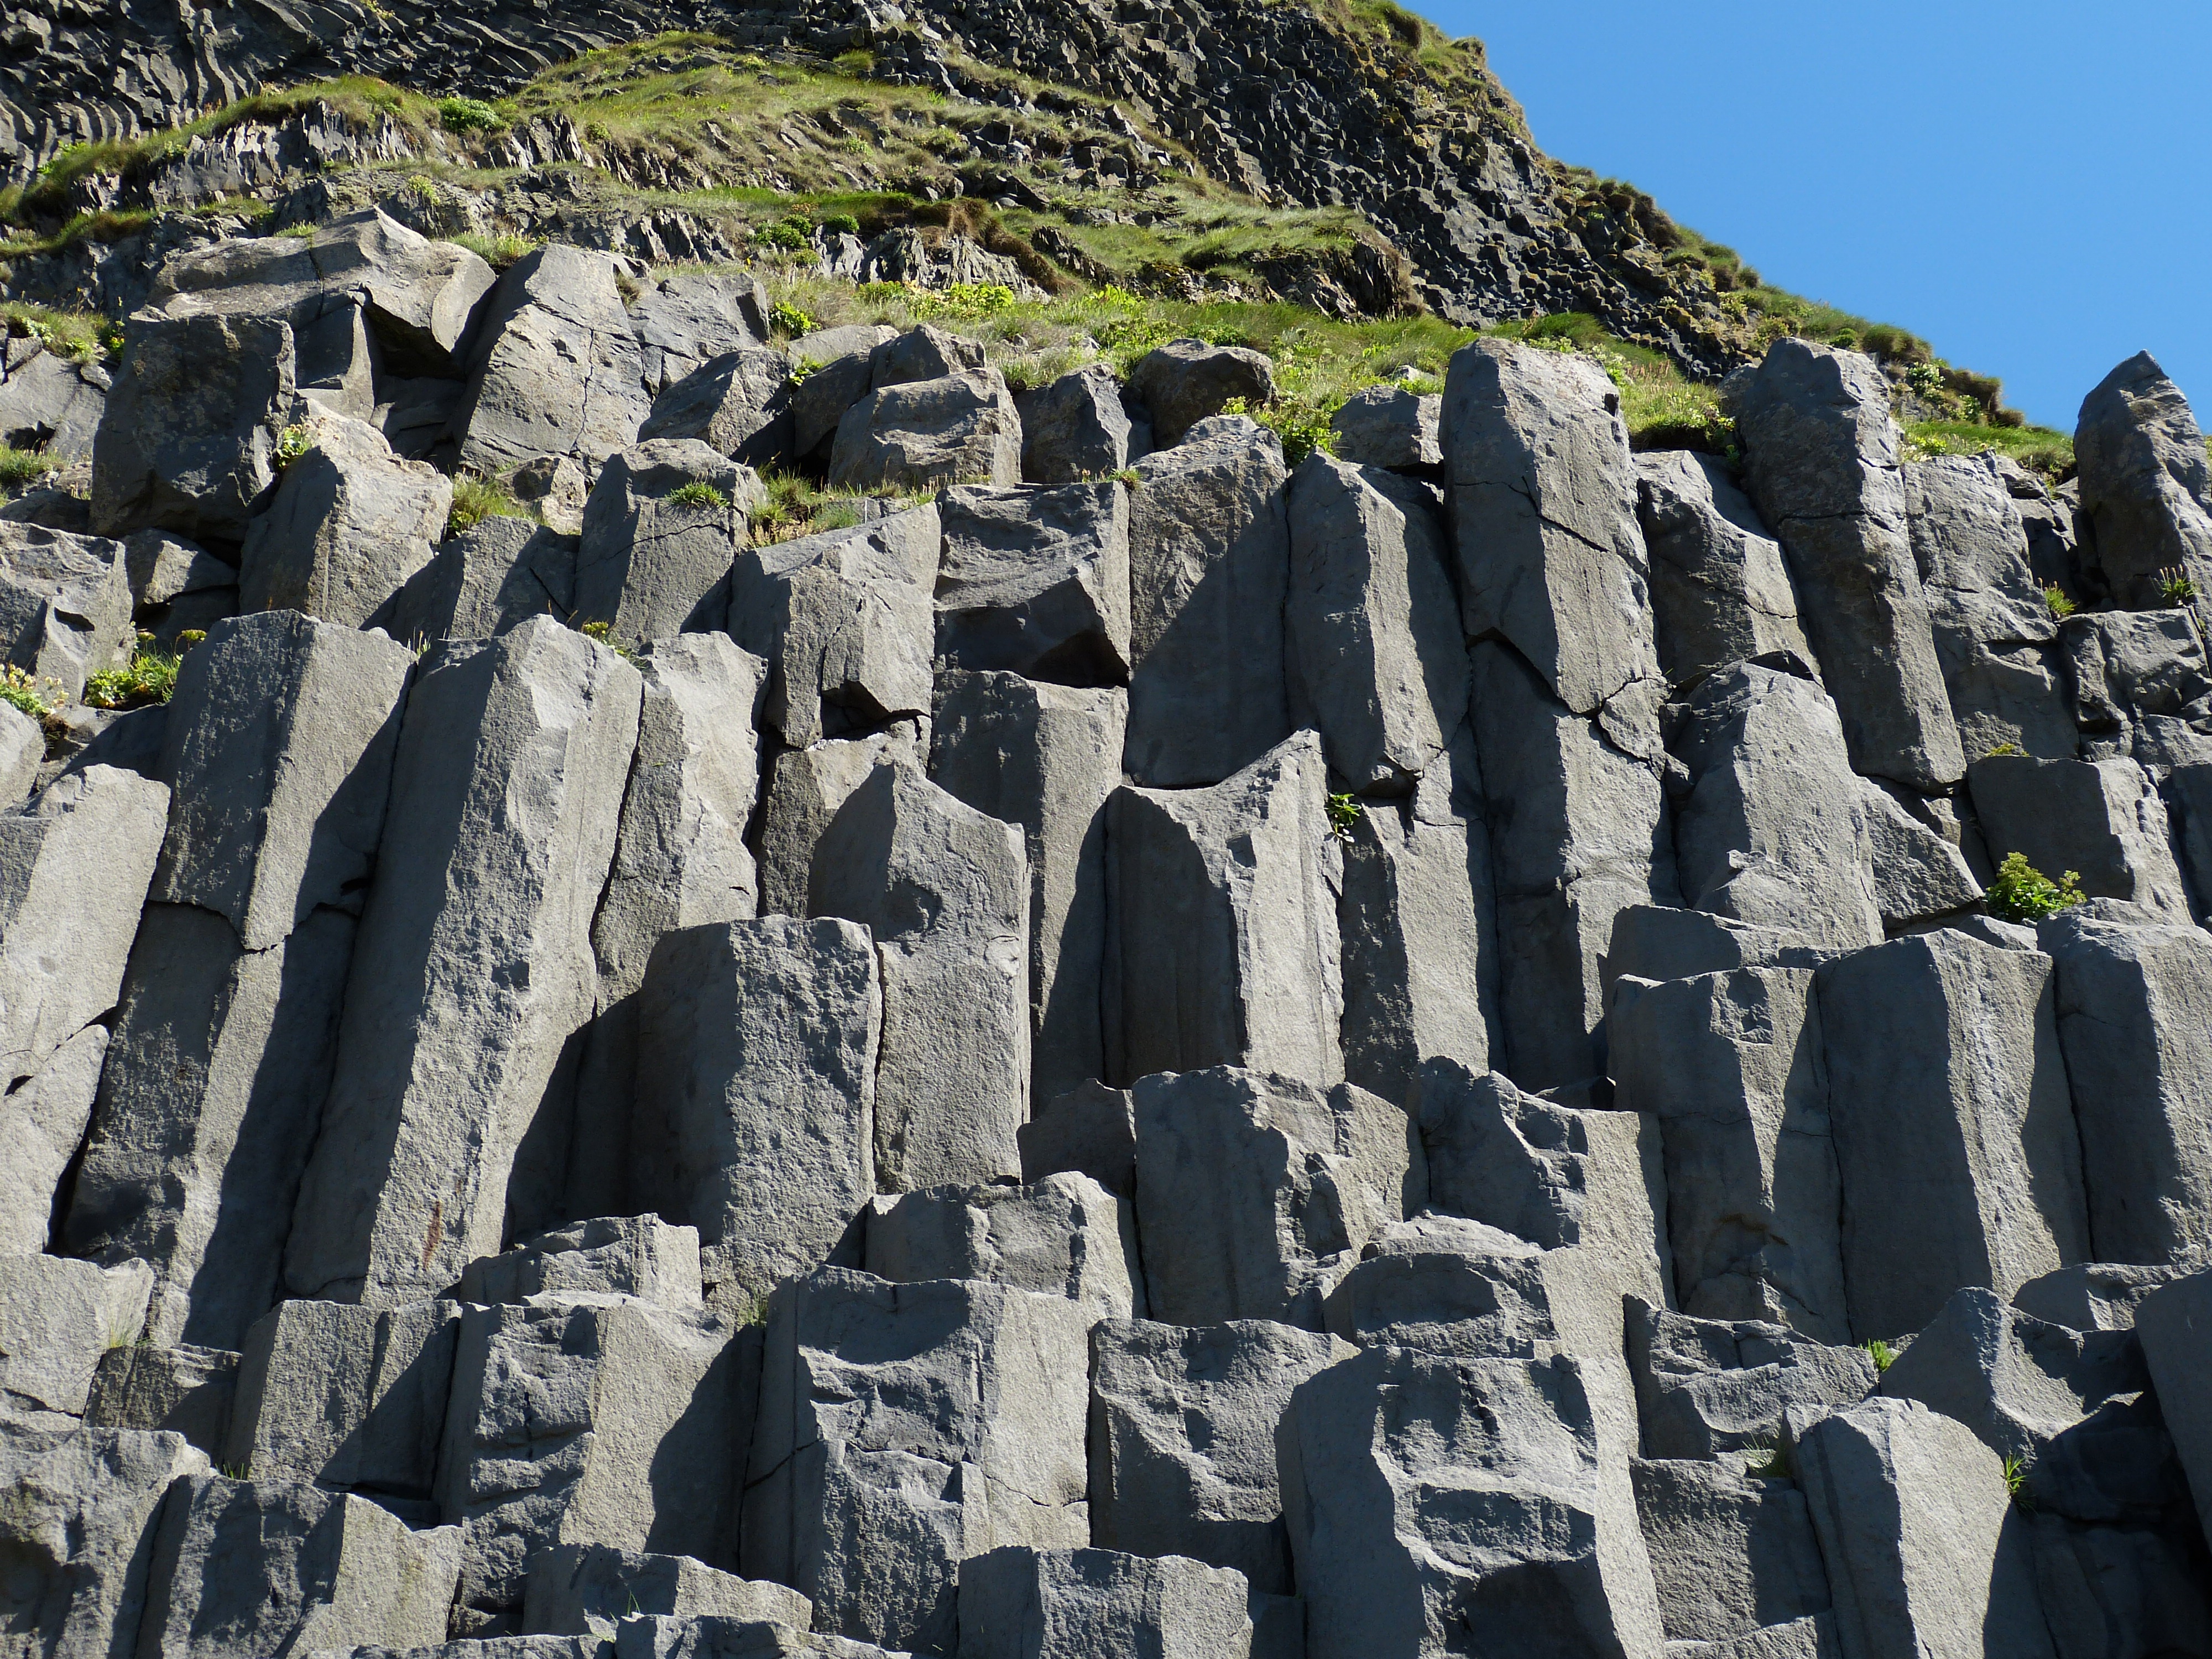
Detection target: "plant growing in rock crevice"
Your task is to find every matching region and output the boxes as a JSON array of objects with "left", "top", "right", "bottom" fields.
[
  {"left": 666, "top": 481, "right": 729, "bottom": 510},
  {"left": 1984, "top": 853, "right": 2084, "bottom": 924}
]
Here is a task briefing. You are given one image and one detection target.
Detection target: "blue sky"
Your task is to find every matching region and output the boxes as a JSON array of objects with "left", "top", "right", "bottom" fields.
[{"left": 1418, "top": 1, "right": 2212, "bottom": 431}]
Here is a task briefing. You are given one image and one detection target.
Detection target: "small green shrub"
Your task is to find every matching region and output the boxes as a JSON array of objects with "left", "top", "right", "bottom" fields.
[
  {"left": 902, "top": 282, "right": 1018, "bottom": 322},
  {"left": 1985, "top": 852, "right": 2085, "bottom": 924},
  {"left": 769, "top": 301, "right": 818, "bottom": 340},
  {"left": 1862, "top": 1339, "right": 1896, "bottom": 1375},
  {"left": 2, "top": 664, "right": 62, "bottom": 719},
  {"left": 1222, "top": 395, "right": 1335, "bottom": 467},
  {"left": 1110, "top": 467, "right": 1142, "bottom": 489},
  {"left": 81, "top": 639, "right": 181, "bottom": 711},
  {"left": 666, "top": 481, "right": 728, "bottom": 510},
  {"left": 0, "top": 445, "right": 58, "bottom": 490},
  {"left": 577, "top": 619, "right": 637, "bottom": 663},
  {"left": 447, "top": 474, "right": 525, "bottom": 538},
  {"left": 820, "top": 212, "right": 862, "bottom": 238},
  {"left": 1326, "top": 791, "right": 1361, "bottom": 843},
  {"left": 2002, "top": 1453, "right": 2034, "bottom": 1509},
  {"left": 274, "top": 423, "right": 314, "bottom": 469},
  {"left": 1744, "top": 1437, "right": 1791, "bottom": 1479},
  {"left": 436, "top": 96, "right": 507, "bottom": 134},
  {"left": 1983, "top": 741, "right": 2026, "bottom": 758},
  {"left": 2044, "top": 585, "right": 2077, "bottom": 619},
  {"left": 756, "top": 219, "right": 813, "bottom": 254},
  {"left": 2158, "top": 566, "right": 2197, "bottom": 607},
  {"left": 450, "top": 231, "right": 533, "bottom": 270}
]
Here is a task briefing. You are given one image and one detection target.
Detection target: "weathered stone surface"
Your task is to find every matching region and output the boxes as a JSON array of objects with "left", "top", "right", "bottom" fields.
[
  {"left": 1635, "top": 450, "right": 1809, "bottom": 690},
  {"left": 1316, "top": 1212, "right": 1550, "bottom": 1356},
  {"left": 513, "top": 456, "right": 591, "bottom": 538},
  {"left": 809, "top": 766, "right": 1028, "bottom": 1192},
  {"left": 640, "top": 349, "right": 794, "bottom": 468},
  {"left": 1611, "top": 967, "right": 1849, "bottom": 1342},
  {"left": 1968, "top": 753, "right": 2192, "bottom": 919},
  {"left": 2058, "top": 608, "right": 2212, "bottom": 764},
  {"left": 1736, "top": 340, "right": 1964, "bottom": 790},
  {"left": 2027, "top": 1512, "right": 2212, "bottom": 1659},
  {"left": 523, "top": 1545, "right": 808, "bottom": 1641},
  {"left": 633, "top": 916, "right": 879, "bottom": 1305},
  {"left": 1817, "top": 930, "right": 2089, "bottom": 1340},
  {"left": 1626, "top": 1300, "right": 1876, "bottom": 1462},
  {"left": 453, "top": 244, "right": 651, "bottom": 473},
  {"left": 82, "top": 1343, "right": 236, "bottom": 1459},
  {"left": 956, "top": 1546, "right": 1254, "bottom": 1659},
  {"left": 931, "top": 671, "right": 1124, "bottom": 1105},
  {"left": 0, "top": 1423, "right": 210, "bottom": 1659},
  {"left": 1444, "top": 337, "right": 1660, "bottom": 717},
  {"left": 742, "top": 1270, "right": 1091, "bottom": 1655},
  {"left": 237, "top": 410, "right": 451, "bottom": 628},
  {"left": 828, "top": 371, "right": 1021, "bottom": 494},
  {"left": 137, "top": 1472, "right": 462, "bottom": 1659},
  {"left": 284, "top": 618, "right": 642, "bottom": 1307},
  {"left": 1469, "top": 639, "right": 1674, "bottom": 1089},
  {"left": 727, "top": 507, "right": 938, "bottom": 750},
  {"left": 439, "top": 1296, "right": 744, "bottom": 1633},
  {"left": 1856, "top": 781, "right": 1983, "bottom": 927},
  {"left": 789, "top": 325, "right": 899, "bottom": 461},
  {"left": 0, "top": 1022, "right": 106, "bottom": 1254},
  {"left": 1601, "top": 904, "right": 1819, "bottom": 991},
  {"left": 1130, "top": 1066, "right": 1416, "bottom": 1329},
  {"left": 632, "top": 272, "right": 770, "bottom": 394},
  {"left": 127, "top": 530, "right": 237, "bottom": 649},
  {"left": 1017, "top": 1082, "right": 1137, "bottom": 1198},
  {"left": 1279, "top": 1347, "right": 1663, "bottom": 1659},
  {"left": 0, "top": 699, "right": 39, "bottom": 808},
  {"left": 1670, "top": 662, "right": 1884, "bottom": 951},
  {"left": 0, "top": 1256, "right": 152, "bottom": 1415},
  {"left": 0, "top": 763, "right": 170, "bottom": 1088},
  {"left": 1284, "top": 455, "right": 1463, "bottom": 790},
  {"left": 869, "top": 325, "right": 987, "bottom": 392},
  {"left": 607, "top": 1616, "right": 893, "bottom": 1659},
  {"left": 1015, "top": 364, "right": 1133, "bottom": 484},
  {"left": 754, "top": 722, "right": 926, "bottom": 920},
  {"left": 1328, "top": 385, "right": 1440, "bottom": 471},
  {"left": 2133, "top": 1270, "right": 2212, "bottom": 1545},
  {"left": 1087, "top": 1317, "right": 1351, "bottom": 1596},
  {"left": 1126, "top": 340, "right": 1274, "bottom": 448},
  {"left": 2013, "top": 1262, "right": 2193, "bottom": 1332},
  {"left": 456, "top": 1216, "right": 703, "bottom": 1309},
  {"left": 393, "top": 515, "right": 577, "bottom": 643},
  {"left": 1121, "top": 424, "right": 1291, "bottom": 788},
  {"left": 1793, "top": 1398, "right": 2054, "bottom": 1659},
  {"left": 933, "top": 482, "right": 1130, "bottom": 684},
  {"left": 0, "top": 522, "right": 134, "bottom": 702},
  {"left": 576, "top": 442, "right": 763, "bottom": 650},
  {"left": 863, "top": 1173, "right": 1140, "bottom": 1318},
  {"left": 0, "top": 343, "right": 106, "bottom": 465},
  {"left": 2073, "top": 351, "right": 2212, "bottom": 611},
  {"left": 1630, "top": 1458, "right": 1830, "bottom": 1643},
  {"left": 1105, "top": 731, "right": 1344, "bottom": 1087}
]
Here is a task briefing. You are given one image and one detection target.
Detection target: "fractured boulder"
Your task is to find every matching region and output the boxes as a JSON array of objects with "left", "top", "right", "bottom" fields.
[
  {"left": 0, "top": 1255, "right": 154, "bottom": 1416},
  {"left": 1634, "top": 449, "right": 1810, "bottom": 690},
  {"left": 1125, "top": 339, "right": 1273, "bottom": 448},
  {"left": 640, "top": 348, "right": 794, "bottom": 468},
  {"left": 1015, "top": 364, "right": 1134, "bottom": 484},
  {"left": 957, "top": 1546, "right": 1254, "bottom": 1659},
  {"left": 1967, "top": 753, "right": 2192, "bottom": 919},
  {"left": 933, "top": 481, "right": 1131, "bottom": 685},
  {"left": 1625, "top": 1300, "right": 1877, "bottom": 1462},
  {"left": 0, "top": 521, "right": 134, "bottom": 702},
  {"left": 828, "top": 370, "right": 1022, "bottom": 494},
  {"left": 522, "top": 1544, "right": 808, "bottom": 1641},
  {"left": 0, "top": 1023, "right": 107, "bottom": 1255},
  {"left": 2073, "top": 351, "right": 2212, "bottom": 611},
  {"left": 862, "top": 1172, "right": 1140, "bottom": 1319},
  {"left": 1630, "top": 1457, "right": 1830, "bottom": 1644},
  {"left": 575, "top": 441, "right": 764, "bottom": 651}
]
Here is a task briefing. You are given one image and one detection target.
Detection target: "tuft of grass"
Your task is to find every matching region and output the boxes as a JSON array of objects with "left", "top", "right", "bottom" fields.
[
  {"left": 447, "top": 474, "right": 527, "bottom": 538},
  {"left": 666, "top": 480, "right": 729, "bottom": 509},
  {"left": 577, "top": 619, "right": 638, "bottom": 662},
  {"left": 81, "top": 638, "right": 181, "bottom": 711},
  {"left": 274, "top": 424, "right": 314, "bottom": 471},
  {"left": 448, "top": 231, "right": 534, "bottom": 270},
  {"left": 0, "top": 445, "right": 60, "bottom": 491},
  {"left": 2044, "top": 586, "right": 2077, "bottom": 620},
  {"left": 1744, "top": 1436, "right": 1792, "bottom": 1479},
  {"left": 2002, "top": 1453, "right": 2034, "bottom": 1510},
  {"left": 768, "top": 301, "right": 819, "bottom": 340},
  {"left": 2158, "top": 566, "right": 2197, "bottom": 608},
  {"left": 1862, "top": 1339, "right": 1897, "bottom": 1375},
  {"left": 1985, "top": 853, "right": 2085, "bottom": 925},
  {"left": 1905, "top": 421, "right": 2073, "bottom": 479},
  {"left": 436, "top": 96, "right": 508, "bottom": 134}
]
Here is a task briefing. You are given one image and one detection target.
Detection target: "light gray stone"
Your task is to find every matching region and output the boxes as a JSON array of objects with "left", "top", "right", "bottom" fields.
[
  {"left": 2012, "top": 1262, "right": 2193, "bottom": 1332},
  {"left": 1736, "top": 340, "right": 1964, "bottom": 790},
  {"left": 576, "top": 442, "right": 764, "bottom": 651},
  {"left": 81, "top": 1343, "right": 236, "bottom": 1459},
  {"left": 640, "top": 349, "right": 794, "bottom": 468},
  {"left": 1856, "top": 780, "right": 1983, "bottom": 927},
  {"left": 0, "top": 699, "right": 40, "bottom": 808},
  {"left": 754, "top": 721, "right": 926, "bottom": 919},
  {"left": 2058, "top": 608, "right": 2212, "bottom": 763},
  {"left": 828, "top": 371, "right": 1021, "bottom": 494},
  {"left": 1015, "top": 364, "right": 1133, "bottom": 484},
  {"left": 1602, "top": 905, "right": 1819, "bottom": 992},
  {"left": 1625, "top": 1300, "right": 1877, "bottom": 1462},
  {"left": 1122, "top": 425, "right": 1291, "bottom": 788},
  {"left": 0, "top": 1256, "right": 152, "bottom": 1416},
  {"left": 1666, "top": 1616, "right": 1842, "bottom": 1659},
  {"left": 789, "top": 325, "right": 900, "bottom": 461},
  {"left": 1631, "top": 1458, "right": 1830, "bottom": 1643},
  {"left": 1969, "top": 752, "right": 2192, "bottom": 918},
  {"left": 0, "top": 1022, "right": 106, "bottom": 1254},
  {"left": 742, "top": 1270, "right": 1092, "bottom": 1655},
  {"left": 327, "top": 1639, "right": 602, "bottom": 1659},
  {"left": 456, "top": 1215, "right": 703, "bottom": 1309},
  {"left": 933, "top": 482, "right": 1130, "bottom": 684},
  {"left": 2129, "top": 1269, "right": 2212, "bottom": 1551},
  {"left": 1126, "top": 340, "right": 1274, "bottom": 450},
  {"left": 523, "top": 1545, "right": 807, "bottom": 1641},
  {"left": 512, "top": 455, "right": 591, "bottom": 537},
  {"left": 809, "top": 766, "right": 1028, "bottom": 1192},
  {"left": 1017, "top": 1082, "right": 1136, "bottom": 1198},
  {"left": 284, "top": 618, "right": 642, "bottom": 1307},
  {"left": 1105, "top": 731, "right": 1344, "bottom": 1087},
  {"left": 0, "top": 344, "right": 106, "bottom": 465},
  {"left": 393, "top": 516, "right": 577, "bottom": 643},
  {"left": 1634, "top": 450, "right": 1810, "bottom": 690},
  {"left": 863, "top": 1173, "right": 1140, "bottom": 1318},
  {"left": 632, "top": 272, "right": 770, "bottom": 394},
  {"left": 2074, "top": 351, "right": 2212, "bottom": 612},
  {"left": 956, "top": 1546, "right": 1253, "bottom": 1659},
  {"left": 0, "top": 522, "right": 134, "bottom": 702},
  {"left": 869, "top": 326, "right": 988, "bottom": 392},
  {"left": 608, "top": 1616, "right": 898, "bottom": 1659},
  {"left": 1328, "top": 385, "right": 1440, "bottom": 471}
]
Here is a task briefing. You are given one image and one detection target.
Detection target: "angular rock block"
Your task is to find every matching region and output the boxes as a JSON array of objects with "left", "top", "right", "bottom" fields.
[
  {"left": 1736, "top": 339, "right": 1964, "bottom": 790},
  {"left": 634, "top": 916, "right": 880, "bottom": 1305},
  {"left": 828, "top": 370, "right": 1022, "bottom": 494},
  {"left": 608, "top": 1617, "right": 887, "bottom": 1659},
  {"left": 1317, "top": 1213, "right": 1555, "bottom": 1357},
  {"left": 789, "top": 325, "right": 899, "bottom": 461},
  {"left": 237, "top": 409, "right": 451, "bottom": 628},
  {"left": 2013, "top": 1262, "right": 2192, "bottom": 1332},
  {"left": 1443, "top": 337, "right": 1660, "bottom": 717},
  {"left": 2027, "top": 1512, "right": 2212, "bottom": 1659},
  {"left": 810, "top": 766, "right": 1029, "bottom": 1191},
  {"left": 457, "top": 1216, "right": 704, "bottom": 1310},
  {"left": 754, "top": 722, "right": 926, "bottom": 920},
  {"left": 575, "top": 441, "right": 764, "bottom": 650},
  {"left": 1634, "top": 449, "right": 1810, "bottom": 690},
  {"left": 869, "top": 325, "right": 988, "bottom": 393},
  {"left": 1018, "top": 1082, "right": 1137, "bottom": 1198},
  {"left": 933, "top": 481, "right": 1131, "bottom": 684},
  {"left": 82, "top": 1343, "right": 238, "bottom": 1459},
  {"left": 727, "top": 507, "right": 938, "bottom": 750},
  {"left": 1610, "top": 966, "right": 1849, "bottom": 1342},
  {"left": 394, "top": 515, "right": 577, "bottom": 643},
  {"left": 440, "top": 1296, "right": 744, "bottom": 1632},
  {"left": 863, "top": 1173, "right": 1140, "bottom": 1318},
  {"left": 957, "top": 1546, "right": 1254, "bottom": 1659},
  {"left": 1601, "top": 904, "right": 1818, "bottom": 991},
  {"left": 1670, "top": 662, "right": 1884, "bottom": 951},
  {"left": 1106, "top": 731, "right": 1344, "bottom": 1087},
  {"left": 1130, "top": 1066, "right": 1417, "bottom": 1329},
  {"left": 1968, "top": 753, "right": 2192, "bottom": 919},
  {"left": 284, "top": 618, "right": 642, "bottom": 1307},
  {"left": 1015, "top": 364, "right": 1134, "bottom": 484},
  {"left": 1122, "top": 424, "right": 1291, "bottom": 788},
  {"left": 0, "top": 1023, "right": 107, "bottom": 1255},
  {"left": 1279, "top": 1347, "right": 1663, "bottom": 1659},
  {"left": 1817, "top": 930, "right": 2090, "bottom": 1339},
  {"left": 742, "top": 1270, "right": 1092, "bottom": 1655},
  {"left": 0, "top": 763, "right": 170, "bottom": 1088},
  {"left": 640, "top": 348, "right": 795, "bottom": 467},
  {"left": 1626, "top": 1301, "right": 1877, "bottom": 1461},
  {"left": 2059, "top": 608, "right": 2212, "bottom": 758},
  {"left": 0, "top": 700, "right": 39, "bottom": 810},
  {"left": 0, "top": 1255, "right": 153, "bottom": 1415},
  {"left": 1126, "top": 340, "right": 1275, "bottom": 450},
  {"left": 1284, "top": 454, "right": 1464, "bottom": 790},
  {"left": 632, "top": 271, "right": 770, "bottom": 393},
  {"left": 2073, "top": 351, "right": 2212, "bottom": 610},
  {"left": 522, "top": 1545, "right": 808, "bottom": 1641},
  {"left": 0, "top": 522, "right": 134, "bottom": 702},
  {"left": 1856, "top": 781, "right": 1983, "bottom": 928},
  {"left": 128, "top": 530, "right": 238, "bottom": 650},
  {"left": 1087, "top": 1317, "right": 1350, "bottom": 1596},
  {"left": 0, "top": 340, "right": 106, "bottom": 465},
  {"left": 1329, "top": 385, "right": 1441, "bottom": 471},
  {"left": 2133, "top": 1270, "right": 2212, "bottom": 1545},
  {"left": 1630, "top": 1458, "right": 1831, "bottom": 1644}
]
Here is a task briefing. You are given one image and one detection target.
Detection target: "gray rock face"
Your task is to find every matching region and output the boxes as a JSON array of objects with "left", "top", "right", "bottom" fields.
[
  {"left": 0, "top": 522, "right": 135, "bottom": 703},
  {"left": 1328, "top": 385, "right": 1441, "bottom": 471},
  {"left": 1279, "top": 1346, "right": 1663, "bottom": 1659},
  {"left": 809, "top": 766, "right": 1029, "bottom": 1192},
  {"left": 0, "top": 1423, "right": 210, "bottom": 1659},
  {"left": 1631, "top": 1458, "right": 1830, "bottom": 1644},
  {"left": 2038, "top": 905, "right": 2212, "bottom": 1265},
  {"left": 394, "top": 515, "right": 577, "bottom": 643},
  {"left": 1017, "top": 1082, "right": 1138, "bottom": 1198},
  {"left": 2012, "top": 1262, "right": 2193, "bottom": 1332},
  {"left": 1, "top": 763, "right": 171, "bottom": 1088},
  {"left": 863, "top": 1173, "right": 1140, "bottom": 1318},
  {"left": 1015, "top": 364, "right": 1134, "bottom": 484},
  {"left": 1444, "top": 338, "right": 1660, "bottom": 719},
  {"left": 0, "top": 1022, "right": 107, "bottom": 1255},
  {"left": 754, "top": 722, "right": 926, "bottom": 919},
  {"left": 1793, "top": 1398, "right": 2054, "bottom": 1659},
  {"left": 1130, "top": 1066, "right": 1416, "bottom": 1329},
  {"left": 238, "top": 410, "right": 452, "bottom": 628},
  {"left": 1122, "top": 424, "right": 1291, "bottom": 787},
  {"left": 2058, "top": 608, "right": 2212, "bottom": 764},
  {"left": 284, "top": 618, "right": 642, "bottom": 1307},
  {"left": 0, "top": 1255, "right": 153, "bottom": 1415},
  {"left": 742, "top": 1270, "right": 1092, "bottom": 1655},
  {"left": 2073, "top": 351, "right": 2212, "bottom": 611},
  {"left": 1906, "top": 453, "right": 2075, "bottom": 760},
  {"left": 1634, "top": 450, "right": 1810, "bottom": 689},
  {"left": 523, "top": 1545, "right": 808, "bottom": 1641},
  {"left": 828, "top": 371, "right": 1022, "bottom": 494},
  {"left": 640, "top": 348, "right": 795, "bottom": 468},
  {"left": 0, "top": 342, "right": 107, "bottom": 465},
  {"left": 634, "top": 916, "right": 879, "bottom": 1305},
  {"left": 1670, "top": 662, "right": 1884, "bottom": 952},
  {"left": 0, "top": 700, "right": 39, "bottom": 809},
  {"left": 456, "top": 1215, "right": 704, "bottom": 1309},
  {"left": 82, "top": 1343, "right": 237, "bottom": 1459},
  {"left": 137, "top": 1472, "right": 462, "bottom": 1659},
  {"left": 1856, "top": 781, "right": 1983, "bottom": 927},
  {"left": 1967, "top": 753, "right": 2192, "bottom": 919},
  {"left": 1626, "top": 1300, "right": 1876, "bottom": 1462},
  {"left": 575, "top": 442, "right": 763, "bottom": 650},
  {"left": 2133, "top": 1269, "right": 2212, "bottom": 1545},
  {"left": 1817, "top": 930, "right": 2089, "bottom": 1340},
  {"left": 1602, "top": 905, "right": 1820, "bottom": 998},
  {"left": 1284, "top": 455, "right": 1463, "bottom": 791},
  {"left": 2028, "top": 1512, "right": 2212, "bottom": 1659},
  {"left": 453, "top": 244, "right": 652, "bottom": 473},
  {"left": 128, "top": 531, "right": 238, "bottom": 650},
  {"left": 930, "top": 671, "right": 1125, "bottom": 1105},
  {"left": 1105, "top": 731, "right": 1345, "bottom": 1087},
  {"left": 1469, "top": 639, "right": 1674, "bottom": 1089},
  {"left": 1317, "top": 1213, "right": 1603, "bottom": 1360},
  {"left": 957, "top": 1546, "right": 1254, "bottom": 1659},
  {"left": 632, "top": 271, "right": 770, "bottom": 394},
  {"left": 1087, "top": 1317, "right": 1350, "bottom": 1597},
  {"left": 789, "top": 325, "right": 900, "bottom": 461},
  {"left": 1126, "top": 340, "right": 1275, "bottom": 448},
  {"left": 933, "top": 482, "right": 1130, "bottom": 684},
  {"left": 869, "top": 326, "right": 988, "bottom": 392},
  {"left": 1735, "top": 340, "right": 1964, "bottom": 790},
  {"left": 1611, "top": 967, "right": 1849, "bottom": 1342}
]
